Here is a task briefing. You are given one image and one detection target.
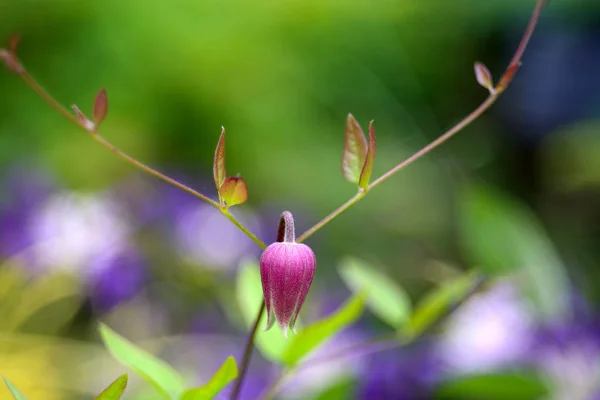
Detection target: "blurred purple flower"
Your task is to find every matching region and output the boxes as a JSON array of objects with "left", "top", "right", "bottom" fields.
[
  {"left": 436, "top": 281, "right": 534, "bottom": 375},
  {"left": 164, "top": 185, "right": 263, "bottom": 272},
  {"left": 531, "top": 315, "right": 600, "bottom": 399},
  {"left": 88, "top": 247, "right": 147, "bottom": 311},
  {"left": 282, "top": 328, "right": 367, "bottom": 399},
  {"left": 0, "top": 168, "right": 147, "bottom": 310},
  {"left": 359, "top": 342, "right": 440, "bottom": 400}
]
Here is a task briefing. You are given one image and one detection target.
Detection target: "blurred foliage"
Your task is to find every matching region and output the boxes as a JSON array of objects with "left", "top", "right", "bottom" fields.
[{"left": 0, "top": 0, "right": 599, "bottom": 398}]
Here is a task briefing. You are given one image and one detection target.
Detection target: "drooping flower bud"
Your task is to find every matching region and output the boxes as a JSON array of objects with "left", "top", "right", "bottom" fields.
[{"left": 260, "top": 211, "right": 316, "bottom": 337}]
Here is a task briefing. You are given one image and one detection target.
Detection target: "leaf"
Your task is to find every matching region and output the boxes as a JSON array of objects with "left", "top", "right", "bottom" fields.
[
  {"left": 220, "top": 177, "right": 248, "bottom": 207},
  {"left": 94, "top": 374, "right": 128, "bottom": 400},
  {"left": 458, "top": 186, "right": 570, "bottom": 320},
  {"left": 180, "top": 356, "right": 238, "bottom": 400},
  {"left": 236, "top": 260, "right": 289, "bottom": 363},
  {"left": 213, "top": 127, "right": 227, "bottom": 205},
  {"left": 474, "top": 62, "right": 494, "bottom": 93},
  {"left": 4, "top": 272, "right": 81, "bottom": 333},
  {"left": 407, "top": 272, "right": 482, "bottom": 338},
  {"left": 342, "top": 114, "right": 367, "bottom": 184},
  {"left": 358, "top": 121, "right": 376, "bottom": 190},
  {"left": 435, "top": 372, "right": 548, "bottom": 400},
  {"left": 98, "top": 323, "right": 185, "bottom": 399},
  {"left": 2, "top": 377, "right": 29, "bottom": 400},
  {"left": 94, "top": 88, "right": 108, "bottom": 125},
  {"left": 338, "top": 256, "right": 411, "bottom": 329},
  {"left": 282, "top": 292, "right": 367, "bottom": 366}
]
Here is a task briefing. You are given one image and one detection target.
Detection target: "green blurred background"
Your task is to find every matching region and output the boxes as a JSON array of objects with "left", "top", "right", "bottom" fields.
[{"left": 1, "top": 0, "right": 600, "bottom": 399}]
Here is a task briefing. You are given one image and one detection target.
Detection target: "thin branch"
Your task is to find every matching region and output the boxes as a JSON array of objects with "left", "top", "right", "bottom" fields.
[
  {"left": 230, "top": 300, "right": 265, "bottom": 400},
  {"left": 296, "top": 0, "right": 547, "bottom": 244}
]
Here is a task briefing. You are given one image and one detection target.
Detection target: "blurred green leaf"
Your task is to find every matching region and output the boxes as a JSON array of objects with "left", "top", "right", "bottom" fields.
[
  {"left": 407, "top": 272, "right": 481, "bottom": 338},
  {"left": 459, "top": 186, "right": 570, "bottom": 320},
  {"left": 180, "top": 356, "right": 238, "bottom": 400},
  {"left": 94, "top": 374, "right": 128, "bottom": 400},
  {"left": 342, "top": 114, "right": 368, "bottom": 184},
  {"left": 2, "top": 377, "right": 29, "bottom": 400},
  {"left": 0, "top": 270, "right": 81, "bottom": 333},
  {"left": 98, "top": 323, "right": 185, "bottom": 399},
  {"left": 435, "top": 372, "right": 548, "bottom": 400},
  {"left": 338, "top": 256, "right": 411, "bottom": 328},
  {"left": 282, "top": 292, "right": 367, "bottom": 366},
  {"left": 358, "top": 121, "right": 376, "bottom": 190},
  {"left": 236, "top": 260, "right": 288, "bottom": 363}
]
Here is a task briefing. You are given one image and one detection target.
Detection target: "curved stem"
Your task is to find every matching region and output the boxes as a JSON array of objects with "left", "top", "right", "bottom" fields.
[
  {"left": 296, "top": 191, "right": 364, "bottom": 243},
  {"left": 13, "top": 68, "right": 271, "bottom": 250},
  {"left": 223, "top": 209, "right": 267, "bottom": 250},
  {"left": 297, "top": 0, "right": 546, "bottom": 244},
  {"left": 230, "top": 300, "right": 265, "bottom": 400}
]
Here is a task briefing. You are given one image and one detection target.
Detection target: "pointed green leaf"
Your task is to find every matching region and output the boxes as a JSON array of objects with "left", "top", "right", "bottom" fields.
[
  {"left": 2, "top": 378, "right": 29, "bottom": 400},
  {"left": 407, "top": 272, "right": 482, "bottom": 338},
  {"left": 342, "top": 114, "right": 368, "bottom": 184},
  {"left": 94, "top": 374, "right": 128, "bottom": 400},
  {"left": 213, "top": 127, "right": 226, "bottom": 205},
  {"left": 236, "top": 260, "right": 288, "bottom": 363},
  {"left": 358, "top": 121, "right": 376, "bottom": 190},
  {"left": 180, "top": 356, "right": 238, "bottom": 400},
  {"left": 98, "top": 323, "right": 185, "bottom": 399},
  {"left": 282, "top": 292, "right": 367, "bottom": 366},
  {"left": 459, "top": 186, "right": 570, "bottom": 320},
  {"left": 220, "top": 177, "right": 248, "bottom": 207},
  {"left": 338, "top": 256, "right": 411, "bottom": 329}
]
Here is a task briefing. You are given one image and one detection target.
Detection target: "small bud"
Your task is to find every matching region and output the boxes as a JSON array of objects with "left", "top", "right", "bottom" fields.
[
  {"left": 71, "top": 105, "right": 96, "bottom": 132},
  {"left": 260, "top": 211, "right": 316, "bottom": 337},
  {"left": 220, "top": 176, "right": 248, "bottom": 206},
  {"left": 8, "top": 33, "right": 20, "bottom": 55},
  {"left": 474, "top": 62, "right": 495, "bottom": 94},
  {"left": 496, "top": 62, "right": 521, "bottom": 93},
  {"left": 93, "top": 88, "right": 108, "bottom": 126}
]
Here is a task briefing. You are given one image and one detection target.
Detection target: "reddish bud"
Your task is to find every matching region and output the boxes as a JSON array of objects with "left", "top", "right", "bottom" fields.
[
  {"left": 260, "top": 211, "right": 316, "bottom": 337},
  {"left": 71, "top": 105, "right": 95, "bottom": 132},
  {"left": 220, "top": 176, "right": 248, "bottom": 207},
  {"left": 213, "top": 127, "right": 227, "bottom": 205},
  {"left": 93, "top": 88, "right": 108, "bottom": 125},
  {"left": 496, "top": 62, "right": 521, "bottom": 93},
  {"left": 8, "top": 33, "right": 20, "bottom": 55},
  {"left": 474, "top": 62, "right": 494, "bottom": 94},
  {"left": 358, "top": 121, "right": 376, "bottom": 190},
  {"left": 342, "top": 113, "right": 368, "bottom": 184}
]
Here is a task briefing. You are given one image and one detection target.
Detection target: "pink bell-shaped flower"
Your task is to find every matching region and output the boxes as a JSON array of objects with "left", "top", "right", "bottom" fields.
[{"left": 260, "top": 211, "right": 316, "bottom": 337}]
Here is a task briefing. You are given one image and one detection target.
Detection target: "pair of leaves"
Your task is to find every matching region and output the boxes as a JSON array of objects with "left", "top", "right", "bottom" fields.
[
  {"left": 72, "top": 88, "right": 109, "bottom": 132},
  {"left": 3, "top": 375, "right": 128, "bottom": 400},
  {"left": 342, "top": 114, "right": 376, "bottom": 190},
  {"left": 213, "top": 128, "right": 248, "bottom": 207},
  {"left": 236, "top": 260, "right": 367, "bottom": 366},
  {"left": 99, "top": 324, "right": 237, "bottom": 400}
]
